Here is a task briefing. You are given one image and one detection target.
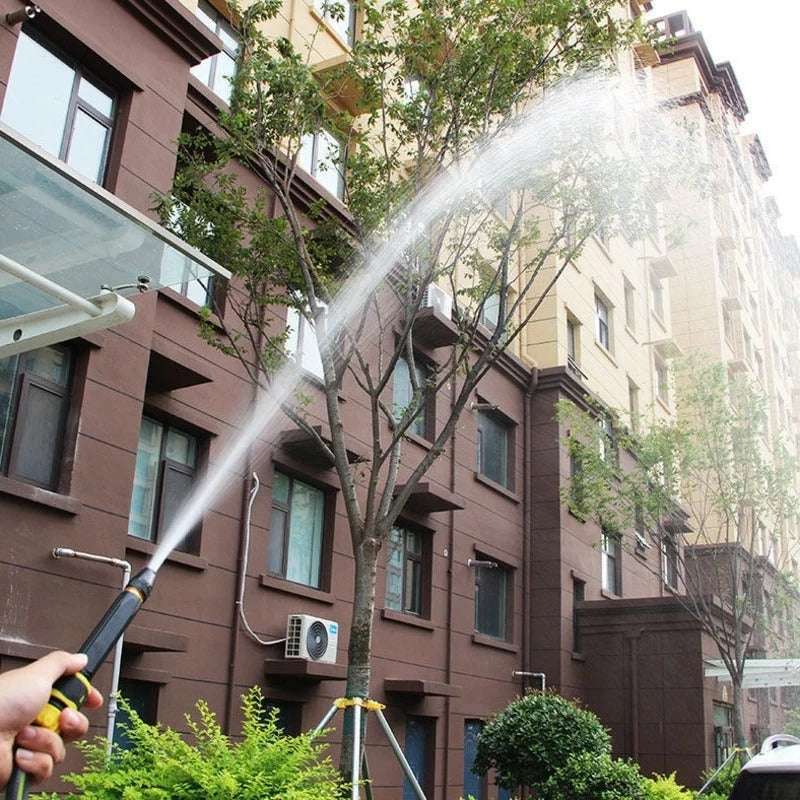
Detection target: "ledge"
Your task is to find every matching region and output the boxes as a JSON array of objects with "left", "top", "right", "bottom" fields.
[
  {"left": 279, "top": 425, "right": 366, "bottom": 468},
  {"left": 381, "top": 608, "right": 435, "bottom": 630},
  {"left": 0, "top": 476, "right": 81, "bottom": 515},
  {"left": 471, "top": 633, "right": 517, "bottom": 653},
  {"left": 411, "top": 306, "right": 459, "bottom": 349},
  {"left": 259, "top": 574, "right": 335, "bottom": 604},
  {"left": 123, "top": 625, "right": 189, "bottom": 654},
  {"left": 264, "top": 658, "right": 347, "bottom": 682},
  {"left": 125, "top": 538, "right": 208, "bottom": 571},
  {"left": 394, "top": 482, "right": 464, "bottom": 514},
  {"left": 384, "top": 678, "right": 461, "bottom": 697}
]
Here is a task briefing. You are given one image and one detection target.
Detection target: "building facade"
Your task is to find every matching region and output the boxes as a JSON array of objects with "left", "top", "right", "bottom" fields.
[{"left": 0, "top": 1, "right": 797, "bottom": 798}]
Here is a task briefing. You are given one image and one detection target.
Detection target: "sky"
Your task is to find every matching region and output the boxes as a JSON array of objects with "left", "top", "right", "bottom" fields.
[{"left": 646, "top": 1, "right": 800, "bottom": 242}]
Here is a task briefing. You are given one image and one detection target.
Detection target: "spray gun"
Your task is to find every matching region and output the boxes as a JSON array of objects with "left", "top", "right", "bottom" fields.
[{"left": 5, "top": 567, "right": 157, "bottom": 800}]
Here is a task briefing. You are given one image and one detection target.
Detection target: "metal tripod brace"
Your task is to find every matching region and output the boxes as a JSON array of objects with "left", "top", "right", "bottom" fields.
[{"left": 314, "top": 697, "right": 427, "bottom": 800}]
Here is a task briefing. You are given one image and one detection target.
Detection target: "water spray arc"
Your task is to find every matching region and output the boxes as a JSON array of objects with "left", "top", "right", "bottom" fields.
[{"left": 5, "top": 567, "right": 157, "bottom": 800}]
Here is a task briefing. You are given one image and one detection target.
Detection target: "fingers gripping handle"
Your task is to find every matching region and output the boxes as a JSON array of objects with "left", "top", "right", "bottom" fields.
[{"left": 5, "top": 672, "right": 94, "bottom": 800}]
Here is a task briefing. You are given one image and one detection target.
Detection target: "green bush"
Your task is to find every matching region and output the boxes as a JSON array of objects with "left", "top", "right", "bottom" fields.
[
  {"left": 644, "top": 772, "right": 694, "bottom": 800},
  {"left": 696, "top": 757, "right": 741, "bottom": 799},
  {"left": 538, "top": 751, "right": 648, "bottom": 800},
  {"left": 472, "top": 690, "right": 612, "bottom": 791},
  {"left": 36, "top": 687, "right": 344, "bottom": 800}
]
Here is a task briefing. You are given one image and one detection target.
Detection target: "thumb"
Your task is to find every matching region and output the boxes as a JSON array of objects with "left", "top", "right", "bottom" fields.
[{"left": 27, "top": 652, "right": 89, "bottom": 685}]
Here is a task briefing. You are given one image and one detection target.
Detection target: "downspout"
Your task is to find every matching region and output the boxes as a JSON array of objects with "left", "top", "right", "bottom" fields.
[
  {"left": 443, "top": 349, "right": 458, "bottom": 800},
  {"left": 51, "top": 547, "right": 131, "bottom": 753},
  {"left": 225, "top": 346, "right": 263, "bottom": 733},
  {"left": 522, "top": 367, "right": 538, "bottom": 686}
]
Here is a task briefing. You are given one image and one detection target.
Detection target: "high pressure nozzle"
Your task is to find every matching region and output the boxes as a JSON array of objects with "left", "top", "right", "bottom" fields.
[{"left": 5, "top": 567, "right": 158, "bottom": 800}]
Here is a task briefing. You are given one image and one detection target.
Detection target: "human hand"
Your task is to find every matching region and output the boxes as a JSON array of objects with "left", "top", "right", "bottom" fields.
[{"left": 0, "top": 651, "right": 103, "bottom": 788}]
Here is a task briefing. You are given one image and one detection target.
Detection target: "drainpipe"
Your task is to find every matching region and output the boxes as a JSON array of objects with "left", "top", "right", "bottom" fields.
[
  {"left": 522, "top": 368, "right": 538, "bottom": 686},
  {"left": 51, "top": 547, "right": 131, "bottom": 753},
  {"left": 512, "top": 671, "right": 546, "bottom": 692}
]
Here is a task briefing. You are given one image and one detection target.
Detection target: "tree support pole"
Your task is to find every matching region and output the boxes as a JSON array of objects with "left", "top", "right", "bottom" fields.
[{"left": 313, "top": 698, "right": 427, "bottom": 800}]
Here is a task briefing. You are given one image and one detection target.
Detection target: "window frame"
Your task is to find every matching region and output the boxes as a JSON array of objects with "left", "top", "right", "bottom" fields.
[
  {"left": 476, "top": 407, "right": 514, "bottom": 490},
  {"left": 1, "top": 27, "right": 117, "bottom": 184},
  {"left": 297, "top": 128, "right": 346, "bottom": 200},
  {"left": 662, "top": 532, "right": 680, "bottom": 589},
  {"left": 473, "top": 556, "right": 512, "bottom": 641},
  {"left": 267, "top": 469, "right": 330, "bottom": 590},
  {"left": 384, "top": 524, "right": 431, "bottom": 618},
  {"left": 127, "top": 416, "right": 202, "bottom": 555},
  {"left": 595, "top": 293, "right": 611, "bottom": 351},
  {"left": 285, "top": 302, "right": 326, "bottom": 381},
  {"left": 0, "top": 345, "right": 75, "bottom": 491},
  {"left": 314, "top": 0, "right": 357, "bottom": 46},
  {"left": 393, "top": 354, "right": 434, "bottom": 440},
  {"left": 601, "top": 530, "right": 621, "bottom": 596},
  {"left": 190, "top": 0, "right": 241, "bottom": 104}
]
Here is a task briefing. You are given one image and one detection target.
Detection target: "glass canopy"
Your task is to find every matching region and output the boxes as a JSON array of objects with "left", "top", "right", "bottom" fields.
[{"left": 0, "top": 123, "right": 230, "bottom": 355}]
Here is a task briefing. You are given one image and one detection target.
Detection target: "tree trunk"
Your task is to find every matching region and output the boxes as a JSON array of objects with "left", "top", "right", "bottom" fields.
[
  {"left": 731, "top": 679, "right": 748, "bottom": 756},
  {"left": 339, "top": 536, "right": 380, "bottom": 781}
]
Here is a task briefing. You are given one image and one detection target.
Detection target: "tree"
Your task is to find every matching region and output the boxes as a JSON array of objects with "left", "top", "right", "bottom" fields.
[
  {"left": 160, "top": 0, "right": 677, "bottom": 780},
  {"left": 471, "top": 691, "right": 612, "bottom": 792},
  {"left": 558, "top": 355, "right": 800, "bottom": 751}
]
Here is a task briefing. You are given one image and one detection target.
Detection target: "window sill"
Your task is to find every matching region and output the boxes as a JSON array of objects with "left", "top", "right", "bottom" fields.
[
  {"left": 158, "top": 287, "right": 223, "bottom": 329},
  {"left": 594, "top": 340, "right": 618, "bottom": 367},
  {"left": 403, "top": 431, "right": 433, "bottom": 450},
  {"left": 381, "top": 608, "right": 434, "bottom": 630},
  {"left": 0, "top": 476, "right": 81, "bottom": 515},
  {"left": 125, "top": 538, "right": 208, "bottom": 570},
  {"left": 259, "top": 573, "right": 335, "bottom": 605},
  {"left": 472, "top": 633, "right": 517, "bottom": 652},
  {"left": 473, "top": 472, "right": 519, "bottom": 502},
  {"left": 600, "top": 589, "right": 622, "bottom": 600},
  {"left": 571, "top": 651, "right": 586, "bottom": 662}
]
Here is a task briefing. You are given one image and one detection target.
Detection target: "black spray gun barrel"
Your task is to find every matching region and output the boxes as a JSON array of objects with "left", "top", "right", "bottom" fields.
[{"left": 5, "top": 567, "right": 157, "bottom": 800}]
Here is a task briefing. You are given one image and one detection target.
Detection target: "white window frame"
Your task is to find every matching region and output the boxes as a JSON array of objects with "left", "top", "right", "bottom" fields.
[{"left": 297, "top": 128, "right": 346, "bottom": 199}]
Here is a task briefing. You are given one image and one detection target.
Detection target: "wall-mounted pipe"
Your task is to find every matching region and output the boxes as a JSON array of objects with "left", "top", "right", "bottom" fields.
[
  {"left": 52, "top": 547, "right": 130, "bottom": 752},
  {"left": 512, "top": 670, "right": 546, "bottom": 692},
  {"left": 467, "top": 558, "right": 497, "bottom": 569}
]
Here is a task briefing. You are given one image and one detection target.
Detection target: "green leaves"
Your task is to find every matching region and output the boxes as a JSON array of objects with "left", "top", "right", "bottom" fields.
[
  {"left": 472, "top": 691, "right": 612, "bottom": 791},
  {"left": 38, "top": 689, "right": 344, "bottom": 800}
]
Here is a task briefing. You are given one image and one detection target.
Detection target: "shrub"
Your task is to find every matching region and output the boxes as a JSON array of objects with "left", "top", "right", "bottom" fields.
[
  {"left": 696, "top": 757, "right": 741, "bottom": 800},
  {"left": 538, "top": 751, "right": 648, "bottom": 800},
  {"left": 36, "top": 687, "right": 344, "bottom": 800},
  {"left": 644, "top": 772, "right": 694, "bottom": 800},
  {"left": 472, "top": 690, "right": 611, "bottom": 791}
]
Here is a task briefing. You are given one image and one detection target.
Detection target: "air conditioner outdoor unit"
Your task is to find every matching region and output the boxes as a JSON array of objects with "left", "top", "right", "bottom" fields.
[
  {"left": 421, "top": 283, "right": 453, "bottom": 320},
  {"left": 285, "top": 614, "right": 339, "bottom": 663}
]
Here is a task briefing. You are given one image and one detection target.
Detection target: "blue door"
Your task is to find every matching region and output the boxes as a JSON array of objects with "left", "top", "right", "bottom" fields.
[
  {"left": 463, "top": 720, "right": 483, "bottom": 799},
  {"left": 404, "top": 716, "right": 428, "bottom": 799}
]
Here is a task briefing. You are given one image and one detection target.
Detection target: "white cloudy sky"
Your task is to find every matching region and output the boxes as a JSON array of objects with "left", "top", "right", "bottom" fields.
[{"left": 647, "top": 2, "right": 800, "bottom": 241}]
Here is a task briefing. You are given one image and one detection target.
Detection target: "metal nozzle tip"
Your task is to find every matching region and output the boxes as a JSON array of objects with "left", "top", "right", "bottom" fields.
[{"left": 127, "top": 567, "right": 157, "bottom": 598}]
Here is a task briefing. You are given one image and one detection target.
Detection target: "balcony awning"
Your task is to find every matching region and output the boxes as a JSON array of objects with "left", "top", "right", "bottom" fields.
[
  {"left": 0, "top": 123, "right": 230, "bottom": 357},
  {"left": 704, "top": 659, "right": 800, "bottom": 688}
]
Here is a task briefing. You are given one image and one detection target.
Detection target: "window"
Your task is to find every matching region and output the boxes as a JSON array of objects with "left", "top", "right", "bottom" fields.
[
  {"left": 315, "top": 0, "right": 357, "bottom": 46},
  {"left": 191, "top": 0, "right": 240, "bottom": 104},
  {"left": 480, "top": 292, "right": 500, "bottom": 332},
  {"left": 601, "top": 531, "right": 621, "bottom": 595},
  {"left": 385, "top": 526, "right": 424, "bottom": 615},
  {"left": 286, "top": 303, "right": 325, "bottom": 380},
  {"left": 566, "top": 315, "right": 583, "bottom": 377},
  {"left": 298, "top": 129, "right": 346, "bottom": 199},
  {"left": 655, "top": 354, "right": 669, "bottom": 404},
  {"left": 393, "top": 356, "right": 432, "bottom": 439},
  {"left": 568, "top": 450, "right": 587, "bottom": 520},
  {"left": 650, "top": 274, "right": 664, "bottom": 320},
  {"left": 628, "top": 380, "right": 639, "bottom": 433},
  {"left": 0, "top": 345, "right": 73, "bottom": 490},
  {"left": 598, "top": 413, "right": 617, "bottom": 466},
  {"left": 662, "top": 533, "right": 679, "bottom": 589},
  {"left": 477, "top": 409, "right": 513, "bottom": 489},
  {"left": 634, "top": 507, "right": 649, "bottom": 551},
  {"left": 1, "top": 29, "right": 115, "bottom": 183},
  {"left": 474, "top": 558, "right": 511, "bottom": 640},
  {"left": 624, "top": 279, "right": 635, "bottom": 330},
  {"left": 114, "top": 677, "right": 159, "bottom": 751},
  {"left": 595, "top": 294, "right": 611, "bottom": 351},
  {"left": 128, "top": 417, "right": 200, "bottom": 554},
  {"left": 572, "top": 578, "right": 585, "bottom": 653},
  {"left": 268, "top": 471, "right": 325, "bottom": 588}
]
